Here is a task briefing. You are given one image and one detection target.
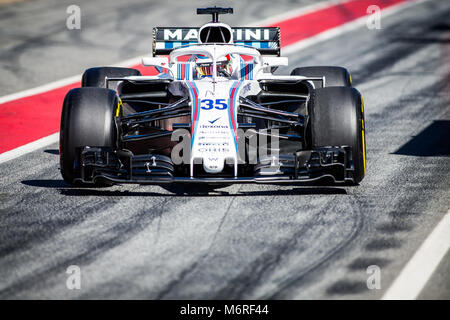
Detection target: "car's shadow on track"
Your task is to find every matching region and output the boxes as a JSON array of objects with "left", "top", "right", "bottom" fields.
[
  {"left": 21, "top": 179, "right": 347, "bottom": 197},
  {"left": 58, "top": 187, "right": 348, "bottom": 197},
  {"left": 392, "top": 120, "right": 450, "bottom": 157}
]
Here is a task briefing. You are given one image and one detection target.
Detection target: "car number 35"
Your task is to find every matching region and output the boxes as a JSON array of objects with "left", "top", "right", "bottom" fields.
[{"left": 200, "top": 99, "right": 228, "bottom": 110}]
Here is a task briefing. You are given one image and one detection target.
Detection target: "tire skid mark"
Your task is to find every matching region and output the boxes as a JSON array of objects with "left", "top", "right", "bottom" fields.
[
  {"left": 0, "top": 194, "right": 191, "bottom": 298},
  {"left": 154, "top": 186, "right": 242, "bottom": 299},
  {"left": 265, "top": 197, "right": 364, "bottom": 299},
  {"left": 0, "top": 171, "right": 122, "bottom": 259},
  {"left": 207, "top": 197, "right": 363, "bottom": 299},
  {"left": 325, "top": 145, "right": 450, "bottom": 296}
]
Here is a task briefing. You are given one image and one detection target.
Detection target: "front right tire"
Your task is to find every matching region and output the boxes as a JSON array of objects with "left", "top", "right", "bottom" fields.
[{"left": 60, "top": 87, "right": 119, "bottom": 186}]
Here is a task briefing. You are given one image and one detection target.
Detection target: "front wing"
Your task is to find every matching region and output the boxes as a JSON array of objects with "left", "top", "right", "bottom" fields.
[{"left": 75, "top": 146, "right": 356, "bottom": 185}]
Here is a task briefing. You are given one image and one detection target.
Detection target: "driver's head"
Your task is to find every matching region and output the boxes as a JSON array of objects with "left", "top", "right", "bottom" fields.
[{"left": 195, "top": 54, "right": 232, "bottom": 77}]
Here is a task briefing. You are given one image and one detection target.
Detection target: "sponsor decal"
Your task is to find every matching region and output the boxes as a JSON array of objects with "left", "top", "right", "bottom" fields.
[
  {"left": 159, "top": 28, "right": 277, "bottom": 41},
  {"left": 198, "top": 142, "right": 230, "bottom": 147},
  {"left": 199, "top": 124, "right": 229, "bottom": 129},
  {"left": 198, "top": 148, "right": 230, "bottom": 153},
  {"left": 171, "top": 128, "right": 280, "bottom": 165},
  {"left": 208, "top": 117, "right": 221, "bottom": 124}
]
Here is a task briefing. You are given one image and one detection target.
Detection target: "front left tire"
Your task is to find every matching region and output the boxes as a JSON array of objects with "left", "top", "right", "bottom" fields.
[{"left": 308, "top": 86, "right": 366, "bottom": 184}]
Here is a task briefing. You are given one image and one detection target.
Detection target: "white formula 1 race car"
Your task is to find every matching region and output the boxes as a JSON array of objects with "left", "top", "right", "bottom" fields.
[{"left": 60, "top": 7, "right": 366, "bottom": 187}]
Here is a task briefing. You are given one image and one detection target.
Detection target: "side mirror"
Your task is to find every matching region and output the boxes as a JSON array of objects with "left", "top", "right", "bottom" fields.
[
  {"left": 142, "top": 57, "right": 170, "bottom": 69},
  {"left": 261, "top": 56, "right": 288, "bottom": 68}
]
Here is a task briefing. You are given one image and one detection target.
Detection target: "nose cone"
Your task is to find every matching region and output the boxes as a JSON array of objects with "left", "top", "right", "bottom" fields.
[{"left": 203, "top": 156, "right": 225, "bottom": 173}]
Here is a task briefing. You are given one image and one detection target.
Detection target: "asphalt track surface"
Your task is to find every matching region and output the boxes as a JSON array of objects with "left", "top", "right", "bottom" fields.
[{"left": 0, "top": 0, "right": 449, "bottom": 299}]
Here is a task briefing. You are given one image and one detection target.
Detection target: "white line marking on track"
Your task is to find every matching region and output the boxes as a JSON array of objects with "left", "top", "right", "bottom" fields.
[
  {"left": 0, "top": 75, "right": 80, "bottom": 105},
  {"left": 382, "top": 209, "right": 450, "bottom": 300},
  {"left": 0, "top": 57, "right": 142, "bottom": 105},
  {"left": 0, "top": 132, "right": 59, "bottom": 164}
]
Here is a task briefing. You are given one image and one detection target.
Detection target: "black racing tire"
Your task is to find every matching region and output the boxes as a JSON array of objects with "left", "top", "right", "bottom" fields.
[
  {"left": 60, "top": 87, "right": 119, "bottom": 186},
  {"left": 81, "top": 67, "right": 142, "bottom": 88},
  {"left": 291, "top": 66, "right": 352, "bottom": 88},
  {"left": 308, "top": 86, "right": 366, "bottom": 184}
]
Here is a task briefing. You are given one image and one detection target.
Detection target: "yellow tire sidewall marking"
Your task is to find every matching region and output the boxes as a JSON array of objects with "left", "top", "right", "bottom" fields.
[
  {"left": 116, "top": 99, "right": 123, "bottom": 117},
  {"left": 361, "top": 97, "right": 366, "bottom": 175}
]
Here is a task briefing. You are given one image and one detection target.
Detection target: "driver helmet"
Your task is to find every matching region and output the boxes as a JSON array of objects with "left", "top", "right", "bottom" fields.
[{"left": 195, "top": 54, "right": 233, "bottom": 77}]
